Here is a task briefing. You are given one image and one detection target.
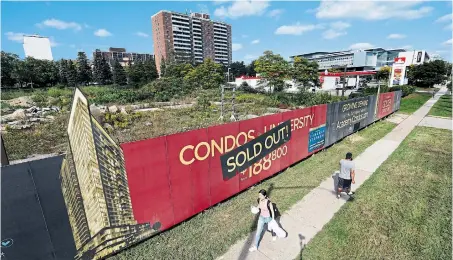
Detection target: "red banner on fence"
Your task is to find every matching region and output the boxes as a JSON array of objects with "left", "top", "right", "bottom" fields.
[
  {"left": 377, "top": 92, "right": 395, "bottom": 119},
  {"left": 121, "top": 105, "right": 327, "bottom": 229}
]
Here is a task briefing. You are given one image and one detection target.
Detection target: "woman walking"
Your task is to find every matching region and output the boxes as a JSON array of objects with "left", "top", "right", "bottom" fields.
[{"left": 249, "top": 189, "right": 285, "bottom": 252}]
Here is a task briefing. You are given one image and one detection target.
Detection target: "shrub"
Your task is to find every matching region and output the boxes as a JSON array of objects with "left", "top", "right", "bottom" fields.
[
  {"left": 32, "top": 93, "right": 48, "bottom": 106},
  {"left": 196, "top": 95, "right": 211, "bottom": 110},
  {"left": 390, "top": 85, "right": 415, "bottom": 97},
  {"left": 141, "top": 77, "right": 189, "bottom": 102},
  {"left": 239, "top": 82, "right": 259, "bottom": 93},
  {"left": 47, "top": 87, "right": 72, "bottom": 98},
  {"left": 447, "top": 81, "right": 452, "bottom": 92},
  {"left": 103, "top": 112, "right": 143, "bottom": 129}
]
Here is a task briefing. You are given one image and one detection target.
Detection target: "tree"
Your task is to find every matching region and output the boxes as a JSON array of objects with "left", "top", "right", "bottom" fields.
[
  {"left": 375, "top": 66, "right": 391, "bottom": 83},
  {"left": 160, "top": 56, "right": 167, "bottom": 77},
  {"left": 76, "top": 52, "right": 91, "bottom": 85},
  {"left": 166, "top": 63, "right": 194, "bottom": 78},
  {"left": 291, "top": 56, "right": 319, "bottom": 91},
  {"left": 246, "top": 60, "right": 256, "bottom": 76},
  {"left": 143, "top": 57, "right": 158, "bottom": 82},
  {"left": 254, "top": 51, "right": 290, "bottom": 92},
  {"left": 112, "top": 59, "right": 127, "bottom": 85},
  {"left": 18, "top": 57, "right": 42, "bottom": 88},
  {"left": 59, "top": 59, "right": 69, "bottom": 85},
  {"left": 127, "top": 60, "right": 144, "bottom": 86},
  {"left": 407, "top": 60, "right": 449, "bottom": 88},
  {"left": 101, "top": 57, "right": 112, "bottom": 85},
  {"left": 1, "top": 51, "right": 20, "bottom": 87},
  {"left": 229, "top": 61, "right": 247, "bottom": 79},
  {"left": 184, "top": 58, "right": 223, "bottom": 89},
  {"left": 92, "top": 51, "right": 103, "bottom": 84},
  {"left": 66, "top": 60, "right": 78, "bottom": 87},
  {"left": 327, "top": 68, "right": 342, "bottom": 73}
]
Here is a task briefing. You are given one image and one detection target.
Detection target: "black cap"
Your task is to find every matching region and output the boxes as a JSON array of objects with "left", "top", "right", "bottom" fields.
[{"left": 346, "top": 152, "right": 353, "bottom": 159}]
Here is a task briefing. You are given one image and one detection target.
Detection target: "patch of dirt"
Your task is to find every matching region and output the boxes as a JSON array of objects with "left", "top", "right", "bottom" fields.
[
  {"left": 346, "top": 134, "right": 365, "bottom": 143},
  {"left": 4, "top": 96, "right": 35, "bottom": 107}
]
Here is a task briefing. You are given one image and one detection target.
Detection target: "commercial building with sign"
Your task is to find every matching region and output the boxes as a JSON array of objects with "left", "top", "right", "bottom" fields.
[
  {"left": 290, "top": 48, "right": 407, "bottom": 71},
  {"left": 152, "top": 10, "right": 232, "bottom": 74},
  {"left": 93, "top": 48, "right": 154, "bottom": 67},
  {"left": 389, "top": 50, "right": 430, "bottom": 87}
]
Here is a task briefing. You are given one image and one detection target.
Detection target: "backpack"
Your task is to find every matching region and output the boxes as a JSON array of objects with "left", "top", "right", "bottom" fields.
[{"left": 257, "top": 198, "right": 281, "bottom": 218}]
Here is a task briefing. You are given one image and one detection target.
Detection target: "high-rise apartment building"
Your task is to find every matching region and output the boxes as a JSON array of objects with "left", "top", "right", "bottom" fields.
[
  {"left": 152, "top": 10, "right": 232, "bottom": 74},
  {"left": 63, "top": 88, "right": 155, "bottom": 259}
]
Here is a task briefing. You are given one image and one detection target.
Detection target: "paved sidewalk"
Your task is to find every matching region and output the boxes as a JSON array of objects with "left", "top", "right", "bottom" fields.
[
  {"left": 419, "top": 116, "right": 452, "bottom": 130},
  {"left": 217, "top": 87, "right": 448, "bottom": 260}
]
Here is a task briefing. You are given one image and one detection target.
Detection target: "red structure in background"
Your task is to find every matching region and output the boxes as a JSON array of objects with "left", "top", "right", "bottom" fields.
[{"left": 121, "top": 105, "right": 327, "bottom": 230}]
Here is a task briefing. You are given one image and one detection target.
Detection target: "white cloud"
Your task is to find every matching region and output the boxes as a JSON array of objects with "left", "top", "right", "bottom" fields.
[
  {"left": 349, "top": 42, "right": 374, "bottom": 50},
  {"left": 197, "top": 4, "right": 210, "bottom": 14},
  {"left": 435, "top": 13, "right": 452, "bottom": 23},
  {"left": 212, "top": 0, "right": 231, "bottom": 5},
  {"left": 435, "top": 13, "right": 452, "bottom": 30},
  {"left": 400, "top": 45, "right": 413, "bottom": 50},
  {"left": 232, "top": 43, "right": 243, "bottom": 51},
  {"left": 251, "top": 39, "right": 260, "bottom": 44},
  {"left": 275, "top": 23, "right": 320, "bottom": 35},
  {"left": 316, "top": 1, "right": 433, "bottom": 20},
  {"left": 214, "top": 0, "right": 269, "bottom": 19},
  {"left": 443, "top": 38, "right": 452, "bottom": 45},
  {"left": 49, "top": 37, "right": 60, "bottom": 47},
  {"left": 94, "top": 29, "right": 112, "bottom": 37},
  {"left": 242, "top": 34, "right": 248, "bottom": 38},
  {"left": 322, "top": 21, "right": 350, "bottom": 39},
  {"left": 37, "top": 18, "right": 82, "bottom": 31},
  {"left": 268, "top": 9, "right": 284, "bottom": 18},
  {"left": 84, "top": 23, "right": 91, "bottom": 29},
  {"left": 136, "top": 32, "right": 149, "bottom": 38},
  {"left": 5, "top": 32, "right": 25, "bottom": 43},
  {"left": 387, "top": 33, "right": 406, "bottom": 39},
  {"left": 323, "top": 30, "right": 347, "bottom": 39},
  {"left": 330, "top": 21, "right": 350, "bottom": 30},
  {"left": 244, "top": 54, "right": 257, "bottom": 61}
]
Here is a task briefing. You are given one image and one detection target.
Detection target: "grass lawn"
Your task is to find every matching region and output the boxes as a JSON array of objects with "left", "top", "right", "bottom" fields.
[
  {"left": 416, "top": 87, "right": 439, "bottom": 93},
  {"left": 399, "top": 93, "right": 431, "bottom": 114},
  {"left": 300, "top": 127, "right": 452, "bottom": 260},
  {"left": 428, "top": 95, "right": 452, "bottom": 118},
  {"left": 110, "top": 121, "right": 396, "bottom": 260}
]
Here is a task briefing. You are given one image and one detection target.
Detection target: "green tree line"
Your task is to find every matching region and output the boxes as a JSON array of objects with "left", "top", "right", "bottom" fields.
[{"left": 1, "top": 51, "right": 160, "bottom": 88}]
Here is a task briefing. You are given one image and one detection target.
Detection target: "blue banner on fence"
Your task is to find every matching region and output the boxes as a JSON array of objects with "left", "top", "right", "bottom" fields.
[{"left": 308, "top": 124, "right": 326, "bottom": 153}]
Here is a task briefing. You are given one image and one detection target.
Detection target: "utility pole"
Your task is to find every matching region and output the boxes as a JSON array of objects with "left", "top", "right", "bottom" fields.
[
  {"left": 230, "top": 85, "right": 237, "bottom": 121},
  {"left": 219, "top": 84, "right": 224, "bottom": 121},
  {"left": 342, "top": 65, "right": 347, "bottom": 97}
]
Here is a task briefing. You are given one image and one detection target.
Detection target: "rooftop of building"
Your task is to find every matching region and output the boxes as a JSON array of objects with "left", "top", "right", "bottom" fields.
[
  {"left": 290, "top": 47, "right": 408, "bottom": 59},
  {"left": 151, "top": 10, "right": 230, "bottom": 26},
  {"left": 93, "top": 48, "right": 153, "bottom": 55}
]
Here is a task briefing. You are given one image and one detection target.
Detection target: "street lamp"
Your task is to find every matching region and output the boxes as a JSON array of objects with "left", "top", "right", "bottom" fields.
[{"left": 227, "top": 67, "right": 231, "bottom": 83}]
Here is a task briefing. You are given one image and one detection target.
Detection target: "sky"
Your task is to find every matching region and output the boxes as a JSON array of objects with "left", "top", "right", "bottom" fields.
[{"left": 1, "top": 0, "right": 452, "bottom": 63}]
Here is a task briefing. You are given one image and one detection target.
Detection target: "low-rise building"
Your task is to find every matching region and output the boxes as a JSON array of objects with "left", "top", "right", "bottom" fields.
[
  {"left": 291, "top": 48, "right": 408, "bottom": 71},
  {"left": 93, "top": 48, "right": 154, "bottom": 67}
]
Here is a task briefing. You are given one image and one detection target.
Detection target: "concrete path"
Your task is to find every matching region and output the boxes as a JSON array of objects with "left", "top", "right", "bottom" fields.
[
  {"left": 419, "top": 116, "right": 452, "bottom": 130},
  {"left": 216, "top": 87, "right": 448, "bottom": 260}
]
